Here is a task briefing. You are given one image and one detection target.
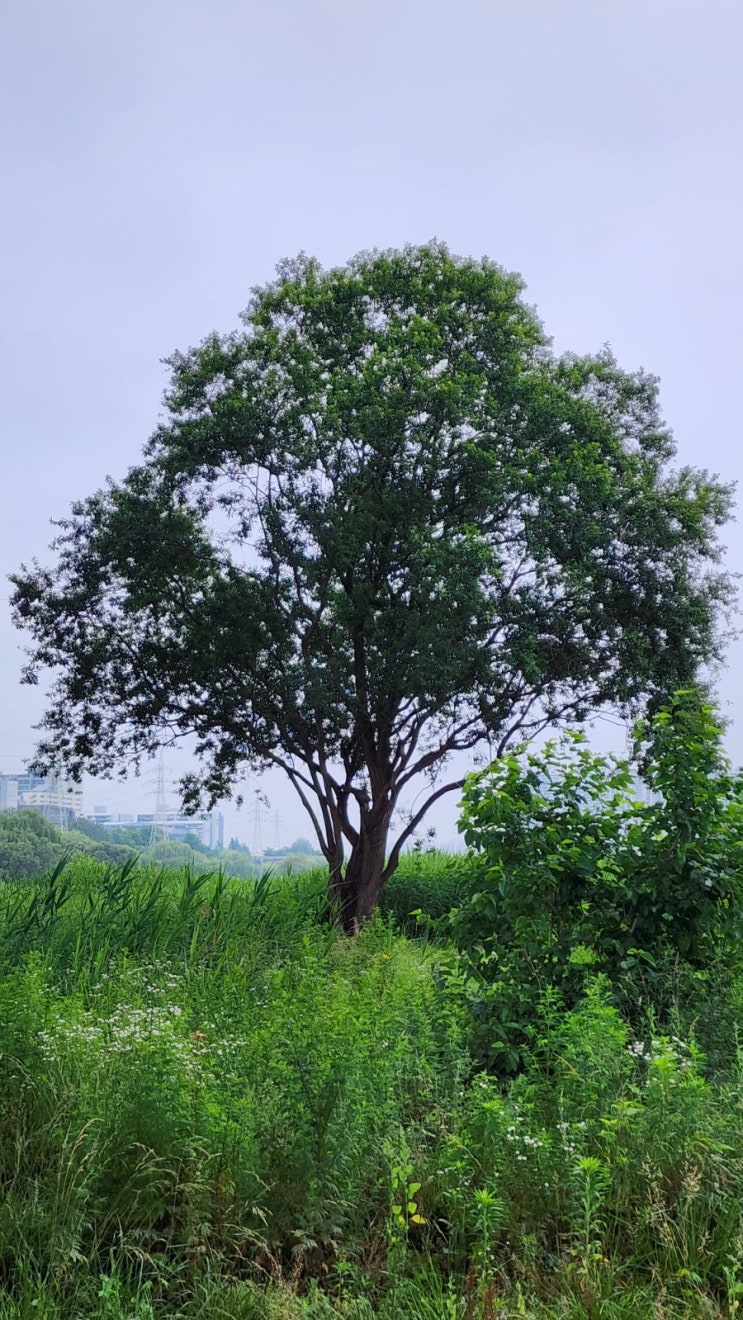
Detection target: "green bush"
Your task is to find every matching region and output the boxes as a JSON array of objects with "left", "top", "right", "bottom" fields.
[
  {"left": 0, "top": 809, "right": 135, "bottom": 882},
  {"left": 0, "top": 809, "right": 62, "bottom": 881},
  {"left": 451, "top": 690, "right": 743, "bottom": 1070},
  {"left": 429, "top": 975, "right": 743, "bottom": 1314}
]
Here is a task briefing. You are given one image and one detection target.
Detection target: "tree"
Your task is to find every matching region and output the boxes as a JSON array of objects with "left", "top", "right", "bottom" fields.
[
  {"left": 0, "top": 809, "right": 61, "bottom": 881},
  {"left": 227, "top": 837, "right": 252, "bottom": 855},
  {"left": 71, "top": 815, "right": 110, "bottom": 843},
  {"left": 10, "top": 243, "right": 734, "bottom": 927},
  {"left": 288, "top": 837, "right": 320, "bottom": 856},
  {"left": 182, "top": 831, "right": 210, "bottom": 854},
  {"left": 0, "top": 809, "right": 133, "bottom": 881}
]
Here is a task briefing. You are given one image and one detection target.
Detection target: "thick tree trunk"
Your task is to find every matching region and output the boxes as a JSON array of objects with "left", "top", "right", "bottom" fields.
[{"left": 333, "top": 822, "right": 389, "bottom": 933}]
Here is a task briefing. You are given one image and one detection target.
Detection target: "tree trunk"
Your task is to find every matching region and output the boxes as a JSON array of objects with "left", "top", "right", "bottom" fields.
[
  {"left": 333, "top": 822, "right": 389, "bottom": 933},
  {"left": 326, "top": 840, "right": 351, "bottom": 918}
]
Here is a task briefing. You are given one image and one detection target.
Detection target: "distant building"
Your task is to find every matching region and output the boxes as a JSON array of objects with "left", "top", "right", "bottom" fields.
[
  {"left": 0, "top": 777, "right": 19, "bottom": 811},
  {"left": 87, "top": 811, "right": 136, "bottom": 827},
  {"left": 85, "top": 807, "right": 225, "bottom": 848},
  {"left": 0, "top": 771, "right": 83, "bottom": 826}
]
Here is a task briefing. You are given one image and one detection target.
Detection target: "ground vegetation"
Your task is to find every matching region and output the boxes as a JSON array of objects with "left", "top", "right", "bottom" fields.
[{"left": 1, "top": 697, "right": 743, "bottom": 1316}]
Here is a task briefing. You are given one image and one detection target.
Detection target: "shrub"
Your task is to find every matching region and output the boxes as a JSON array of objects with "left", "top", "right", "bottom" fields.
[{"left": 451, "top": 690, "right": 743, "bottom": 1070}]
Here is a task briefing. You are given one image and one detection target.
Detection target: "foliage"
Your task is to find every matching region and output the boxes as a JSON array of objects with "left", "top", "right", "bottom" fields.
[
  {"left": 452, "top": 690, "right": 743, "bottom": 1070},
  {"left": 265, "top": 837, "right": 322, "bottom": 858},
  {"left": 98, "top": 824, "right": 154, "bottom": 848},
  {"left": 436, "top": 976, "right": 743, "bottom": 1317},
  {"left": 72, "top": 814, "right": 113, "bottom": 843},
  {"left": 0, "top": 809, "right": 133, "bottom": 880},
  {"left": 0, "top": 857, "right": 468, "bottom": 1316},
  {"left": 11, "top": 242, "right": 734, "bottom": 924},
  {"left": 182, "top": 829, "right": 210, "bottom": 853},
  {"left": 0, "top": 808, "right": 60, "bottom": 881},
  {"left": 2, "top": 859, "right": 743, "bottom": 1316},
  {"left": 62, "top": 827, "right": 134, "bottom": 867},
  {"left": 1, "top": 856, "right": 743, "bottom": 1314},
  {"left": 0, "top": 811, "right": 318, "bottom": 883}
]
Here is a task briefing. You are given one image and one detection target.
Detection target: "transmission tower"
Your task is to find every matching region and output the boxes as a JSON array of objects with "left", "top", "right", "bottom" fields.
[
  {"left": 272, "top": 810, "right": 281, "bottom": 851},
  {"left": 149, "top": 752, "right": 170, "bottom": 846},
  {"left": 55, "top": 774, "right": 68, "bottom": 832},
  {"left": 252, "top": 790, "right": 264, "bottom": 860}
]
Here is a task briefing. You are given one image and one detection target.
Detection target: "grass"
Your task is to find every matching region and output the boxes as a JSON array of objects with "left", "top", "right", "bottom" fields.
[{"left": 0, "top": 856, "right": 743, "bottom": 1316}]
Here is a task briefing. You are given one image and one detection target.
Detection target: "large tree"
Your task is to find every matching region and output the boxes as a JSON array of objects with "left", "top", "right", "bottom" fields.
[{"left": 11, "top": 244, "right": 734, "bottom": 925}]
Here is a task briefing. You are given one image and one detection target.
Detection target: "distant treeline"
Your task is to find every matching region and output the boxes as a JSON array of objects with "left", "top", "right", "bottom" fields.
[{"left": 0, "top": 809, "right": 321, "bottom": 881}]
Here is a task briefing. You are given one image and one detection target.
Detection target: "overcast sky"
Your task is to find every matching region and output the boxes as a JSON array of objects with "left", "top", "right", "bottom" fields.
[{"left": 1, "top": 0, "right": 741, "bottom": 847}]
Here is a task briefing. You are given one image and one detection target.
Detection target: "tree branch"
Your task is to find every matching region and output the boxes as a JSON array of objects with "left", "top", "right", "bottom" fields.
[{"left": 384, "top": 778, "right": 467, "bottom": 880}]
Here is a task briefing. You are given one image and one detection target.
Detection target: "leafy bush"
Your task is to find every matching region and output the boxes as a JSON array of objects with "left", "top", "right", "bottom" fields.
[
  {"left": 452, "top": 691, "right": 743, "bottom": 1070},
  {"left": 431, "top": 975, "right": 743, "bottom": 1315},
  {"left": 0, "top": 809, "right": 63, "bottom": 881}
]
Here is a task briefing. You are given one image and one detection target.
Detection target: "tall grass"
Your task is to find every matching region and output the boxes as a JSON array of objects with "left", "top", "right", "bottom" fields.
[
  {"left": 1, "top": 857, "right": 743, "bottom": 1316},
  {"left": 379, "top": 851, "right": 473, "bottom": 938},
  {"left": 0, "top": 858, "right": 469, "bottom": 1316}
]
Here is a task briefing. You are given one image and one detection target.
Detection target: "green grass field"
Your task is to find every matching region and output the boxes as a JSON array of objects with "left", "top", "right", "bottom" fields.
[{"left": 1, "top": 854, "right": 743, "bottom": 1318}]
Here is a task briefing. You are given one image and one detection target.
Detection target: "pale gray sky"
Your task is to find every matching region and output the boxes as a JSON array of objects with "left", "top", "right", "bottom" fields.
[{"left": 2, "top": 0, "right": 741, "bottom": 847}]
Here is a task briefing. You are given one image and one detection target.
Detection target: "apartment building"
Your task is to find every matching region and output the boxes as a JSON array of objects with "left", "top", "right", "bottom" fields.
[{"left": 0, "top": 772, "right": 84, "bottom": 826}]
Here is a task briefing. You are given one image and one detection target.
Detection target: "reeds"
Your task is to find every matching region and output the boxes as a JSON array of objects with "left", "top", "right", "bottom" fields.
[{"left": 0, "top": 857, "right": 742, "bottom": 1317}]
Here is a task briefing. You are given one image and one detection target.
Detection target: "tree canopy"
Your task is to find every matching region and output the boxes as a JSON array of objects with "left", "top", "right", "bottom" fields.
[
  {"left": 0, "top": 809, "right": 133, "bottom": 881},
  {"left": 11, "top": 243, "right": 734, "bottom": 923}
]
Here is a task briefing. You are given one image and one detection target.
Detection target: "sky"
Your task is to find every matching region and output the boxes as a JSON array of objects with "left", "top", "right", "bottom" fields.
[{"left": 1, "top": 0, "right": 741, "bottom": 849}]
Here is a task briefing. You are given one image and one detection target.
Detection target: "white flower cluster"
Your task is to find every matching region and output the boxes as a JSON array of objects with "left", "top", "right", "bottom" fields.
[
  {"left": 38, "top": 1001, "right": 199, "bottom": 1070},
  {"left": 628, "top": 1035, "right": 693, "bottom": 1071},
  {"left": 556, "top": 1118, "right": 587, "bottom": 1158},
  {"left": 505, "top": 1121, "right": 546, "bottom": 1162},
  {"left": 92, "top": 960, "right": 181, "bottom": 992},
  {"left": 628, "top": 1039, "right": 652, "bottom": 1061},
  {"left": 40, "top": 992, "right": 255, "bottom": 1087}
]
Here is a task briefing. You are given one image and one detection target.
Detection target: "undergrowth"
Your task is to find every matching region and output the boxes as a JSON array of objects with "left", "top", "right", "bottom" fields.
[{"left": 0, "top": 853, "right": 742, "bottom": 1317}]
